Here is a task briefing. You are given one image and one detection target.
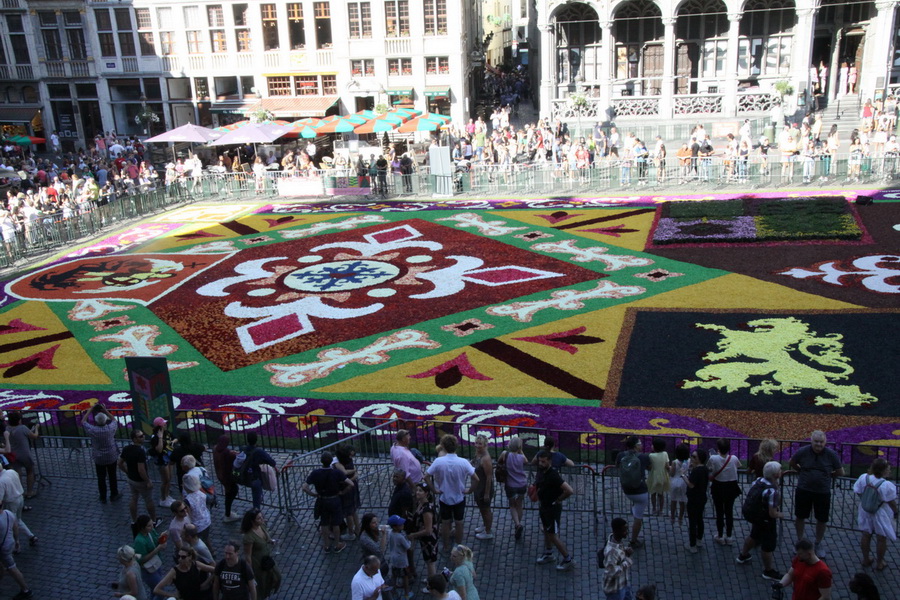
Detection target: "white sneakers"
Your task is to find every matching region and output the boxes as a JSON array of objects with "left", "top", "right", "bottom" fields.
[
  {"left": 475, "top": 531, "right": 494, "bottom": 540},
  {"left": 158, "top": 497, "right": 175, "bottom": 508}
]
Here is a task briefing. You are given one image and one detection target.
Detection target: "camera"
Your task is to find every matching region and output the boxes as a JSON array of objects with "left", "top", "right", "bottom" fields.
[
  {"left": 441, "top": 567, "right": 451, "bottom": 581},
  {"left": 770, "top": 582, "right": 784, "bottom": 600}
]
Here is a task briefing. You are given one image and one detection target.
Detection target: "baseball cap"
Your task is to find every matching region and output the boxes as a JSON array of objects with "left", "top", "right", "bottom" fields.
[
  {"left": 387, "top": 515, "right": 406, "bottom": 527},
  {"left": 153, "top": 416, "right": 167, "bottom": 428}
]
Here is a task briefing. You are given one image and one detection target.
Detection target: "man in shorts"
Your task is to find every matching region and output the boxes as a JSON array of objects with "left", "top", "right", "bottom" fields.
[
  {"left": 425, "top": 435, "right": 478, "bottom": 548},
  {"left": 736, "top": 460, "right": 784, "bottom": 581},
  {"left": 535, "top": 450, "right": 575, "bottom": 570},
  {"left": 616, "top": 436, "right": 650, "bottom": 547},
  {"left": 117, "top": 428, "right": 158, "bottom": 526},
  {"left": 303, "top": 452, "right": 354, "bottom": 553},
  {"left": 788, "top": 430, "right": 843, "bottom": 557}
]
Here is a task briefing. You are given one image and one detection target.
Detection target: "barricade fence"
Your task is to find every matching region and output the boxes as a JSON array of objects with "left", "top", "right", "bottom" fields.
[
  {"left": 4, "top": 152, "right": 896, "bottom": 271},
  {"left": 27, "top": 411, "right": 899, "bottom": 538}
]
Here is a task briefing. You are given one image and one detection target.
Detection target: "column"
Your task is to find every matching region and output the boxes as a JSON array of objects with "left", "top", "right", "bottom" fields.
[
  {"left": 600, "top": 21, "right": 613, "bottom": 118},
  {"left": 538, "top": 22, "right": 554, "bottom": 121},
  {"left": 723, "top": 12, "right": 742, "bottom": 116},
  {"left": 791, "top": 7, "right": 817, "bottom": 112},
  {"left": 862, "top": 1, "right": 899, "bottom": 99},
  {"left": 660, "top": 17, "right": 676, "bottom": 119}
]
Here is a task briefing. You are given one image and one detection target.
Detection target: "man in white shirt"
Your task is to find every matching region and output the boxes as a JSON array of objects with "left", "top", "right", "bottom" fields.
[
  {"left": 425, "top": 435, "right": 478, "bottom": 548},
  {"left": 351, "top": 555, "right": 386, "bottom": 600}
]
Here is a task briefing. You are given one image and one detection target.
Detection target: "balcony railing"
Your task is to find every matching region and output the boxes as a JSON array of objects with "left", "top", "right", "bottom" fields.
[
  {"left": 0, "top": 65, "right": 8, "bottom": 79},
  {"left": 15, "top": 64, "right": 33, "bottom": 80},
  {"left": 385, "top": 38, "right": 411, "bottom": 55},
  {"left": 70, "top": 60, "right": 92, "bottom": 77},
  {"left": 1, "top": 0, "right": 21, "bottom": 9},
  {"left": 44, "top": 61, "right": 66, "bottom": 77},
  {"left": 315, "top": 48, "right": 333, "bottom": 67}
]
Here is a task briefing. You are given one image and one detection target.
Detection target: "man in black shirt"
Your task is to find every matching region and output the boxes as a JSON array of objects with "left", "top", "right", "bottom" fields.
[
  {"left": 534, "top": 450, "right": 574, "bottom": 571},
  {"left": 375, "top": 156, "right": 388, "bottom": 195},
  {"left": 117, "top": 428, "right": 157, "bottom": 524},
  {"left": 303, "top": 452, "right": 354, "bottom": 553},
  {"left": 169, "top": 432, "right": 205, "bottom": 494},
  {"left": 213, "top": 540, "right": 256, "bottom": 600}
]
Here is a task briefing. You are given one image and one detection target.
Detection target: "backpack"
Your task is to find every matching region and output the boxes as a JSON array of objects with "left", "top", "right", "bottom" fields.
[
  {"left": 742, "top": 479, "right": 773, "bottom": 522},
  {"left": 619, "top": 452, "right": 643, "bottom": 490},
  {"left": 198, "top": 466, "right": 217, "bottom": 508},
  {"left": 233, "top": 448, "right": 258, "bottom": 487},
  {"left": 860, "top": 476, "right": 885, "bottom": 514}
]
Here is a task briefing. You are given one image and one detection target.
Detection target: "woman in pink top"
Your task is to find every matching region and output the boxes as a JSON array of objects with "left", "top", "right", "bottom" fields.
[{"left": 498, "top": 436, "right": 527, "bottom": 540}]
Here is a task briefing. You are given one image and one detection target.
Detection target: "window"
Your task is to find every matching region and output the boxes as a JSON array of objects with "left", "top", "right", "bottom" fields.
[
  {"left": 261, "top": 4, "right": 279, "bottom": 51},
  {"left": 64, "top": 11, "right": 81, "bottom": 26},
  {"left": 99, "top": 33, "right": 117, "bottom": 57},
  {"left": 314, "top": 2, "right": 332, "bottom": 48},
  {"left": 237, "top": 29, "right": 252, "bottom": 52},
  {"left": 351, "top": 59, "right": 375, "bottom": 76},
  {"left": 388, "top": 58, "right": 413, "bottom": 75},
  {"left": 156, "top": 7, "right": 174, "bottom": 29},
  {"left": 159, "top": 31, "right": 175, "bottom": 55},
  {"left": 135, "top": 8, "right": 152, "bottom": 30},
  {"left": 210, "top": 30, "right": 227, "bottom": 53},
  {"left": 287, "top": 3, "right": 305, "bottom": 49},
  {"left": 139, "top": 32, "right": 156, "bottom": 56},
  {"left": 424, "top": 0, "right": 447, "bottom": 35},
  {"left": 114, "top": 8, "right": 132, "bottom": 31},
  {"left": 167, "top": 78, "right": 191, "bottom": 100},
  {"left": 738, "top": 0, "right": 796, "bottom": 77},
  {"left": 297, "top": 75, "right": 319, "bottom": 95},
  {"left": 38, "top": 11, "right": 56, "bottom": 27},
  {"left": 385, "top": 0, "right": 410, "bottom": 37},
  {"left": 186, "top": 31, "right": 201, "bottom": 54},
  {"left": 183, "top": 6, "right": 199, "bottom": 26},
  {"left": 194, "top": 77, "right": 210, "bottom": 100},
  {"left": 67, "top": 29, "right": 87, "bottom": 60},
  {"left": 241, "top": 76, "right": 255, "bottom": 96},
  {"left": 41, "top": 29, "right": 63, "bottom": 61},
  {"left": 426, "top": 56, "right": 449, "bottom": 74},
  {"left": 233, "top": 4, "right": 249, "bottom": 26},
  {"left": 95, "top": 10, "right": 112, "bottom": 32},
  {"left": 119, "top": 32, "right": 136, "bottom": 56},
  {"left": 348, "top": 2, "right": 372, "bottom": 38},
  {"left": 207, "top": 5, "right": 225, "bottom": 27},
  {"left": 322, "top": 75, "right": 337, "bottom": 95},
  {"left": 268, "top": 76, "right": 292, "bottom": 96},
  {"left": 8, "top": 15, "right": 30, "bottom": 63}
]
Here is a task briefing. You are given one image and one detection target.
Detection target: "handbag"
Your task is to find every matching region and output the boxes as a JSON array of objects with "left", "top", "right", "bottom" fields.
[
  {"left": 495, "top": 459, "right": 508, "bottom": 485},
  {"left": 709, "top": 455, "right": 733, "bottom": 482},
  {"left": 527, "top": 484, "right": 538, "bottom": 502},
  {"left": 142, "top": 553, "right": 163, "bottom": 573}
]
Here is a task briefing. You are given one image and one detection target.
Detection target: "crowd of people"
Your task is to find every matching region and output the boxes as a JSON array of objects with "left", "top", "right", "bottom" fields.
[{"left": 54, "top": 401, "right": 900, "bottom": 600}]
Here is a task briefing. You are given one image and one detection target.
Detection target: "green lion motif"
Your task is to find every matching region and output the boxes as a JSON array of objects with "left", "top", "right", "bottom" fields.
[{"left": 679, "top": 316, "right": 877, "bottom": 408}]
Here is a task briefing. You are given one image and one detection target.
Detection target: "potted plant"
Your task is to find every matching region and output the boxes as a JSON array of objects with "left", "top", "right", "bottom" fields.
[
  {"left": 771, "top": 79, "right": 794, "bottom": 126},
  {"left": 248, "top": 107, "right": 275, "bottom": 123}
]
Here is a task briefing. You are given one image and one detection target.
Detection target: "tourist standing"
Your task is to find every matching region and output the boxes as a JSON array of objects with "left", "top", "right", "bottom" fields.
[
  {"left": 471, "top": 435, "right": 494, "bottom": 540},
  {"left": 534, "top": 450, "right": 575, "bottom": 570},
  {"left": 499, "top": 436, "right": 527, "bottom": 540},
  {"left": 302, "top": 452, "right": 354, "bottom": 553},
  {"left": 708, "top": 438, "right": 741, "bottom": 546},
  {"left": 852, "top": 458, "right": 897, "bottom": 571},
  {"left": 213, "top": 541, "right": 256, "bottom": 600},
  {"left": 683, "top": 448, "right": 709, "bottom": 553},
  {"left": 601, "top": 517, "right": 633, "bottom": 600},
  {"left": 81, "top": 403, "right": 120, "bottom": 503},
  {"left": 774, "top": 539, "right": 832, "bottom": 600},
  {"left": 351, "top": 555, "right": 386, "bottom": 600},
  {"left": 426, "top": 435, "right": 478, "bottom": 549},
  {"left": 616, "top": 436, "right": 650, "bottom": 547},
  {"left": 119, "top": 429, "right": 158, "bottom": 525},
  {"left": 789, "top": 430, "right": 843, "bottom": 558},
  {"left": 736, "top": 461, "right": 784, "bottom": 582}
]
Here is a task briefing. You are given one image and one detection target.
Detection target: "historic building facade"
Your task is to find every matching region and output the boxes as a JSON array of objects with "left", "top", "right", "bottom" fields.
[
  {"left": 0, "top": 0, "right": 483, "bottom": 149},
  {"left": 538, "top": 0, "right": 900, "bottom": 122}
]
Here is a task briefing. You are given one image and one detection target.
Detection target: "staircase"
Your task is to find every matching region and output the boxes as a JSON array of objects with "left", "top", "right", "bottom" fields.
[{"left": 816, "top": 95, "right": 863, "bottom": 141}]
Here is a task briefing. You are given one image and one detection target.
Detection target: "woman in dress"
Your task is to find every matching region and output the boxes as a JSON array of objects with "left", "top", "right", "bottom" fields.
[
  {"left": 131, "top": 515, "right": 167, "bottom": 599},
  {"left": 707, "top": 438, "right": 740, "bottom": 545},
  {"left": 498, "top": 436, "right": 527, "bottom": 540},
  {"left": 408, "top": 481, "right": 439, "bottom": 591},
  {"left": 153, "top": 546, "right": 215, "bottom": 600},
  {"left": 853, "top": 458, "right": 898, "bottom": 571},
  {"left": 115, "top": 545, "right": 149, "bottom": 600},
  {"left": 241, "top": 508, "right": 282, "bottom": 599},
  {"left": 448, "top": 544, "right": 479, "bottom": 600},
  {"left": 471, "top": 435, "right": 494, "bottom": 540},
  {"left": 668, "top": 443, "right": 690, "bottom": 525},
  {"left": 647, "top": 438, "right": 670, "bottom": 516}
]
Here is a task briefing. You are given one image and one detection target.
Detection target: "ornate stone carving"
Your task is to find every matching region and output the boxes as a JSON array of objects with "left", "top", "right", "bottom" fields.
[
  {"left": 551, "top": 97, "right": 605, "bottom": 120},
  {"left": 610, "top": 97, "right": 660, "bottom": 117},
  {"left": 674, "top": 95, "right": 723, "bottom": 114},
  {"left": 737, "top": 93, "right": 777, "bottom": 113}
]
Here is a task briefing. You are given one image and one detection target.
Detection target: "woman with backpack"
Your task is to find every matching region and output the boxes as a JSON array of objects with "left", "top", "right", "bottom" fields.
[{"left": 852, "top": 458, "right": 898, "bottom": 571}]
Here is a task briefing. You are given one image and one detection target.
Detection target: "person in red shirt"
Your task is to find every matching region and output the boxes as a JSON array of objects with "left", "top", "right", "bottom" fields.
[{"left": 777, "top": 538, "right": 832, "bottom": 600}]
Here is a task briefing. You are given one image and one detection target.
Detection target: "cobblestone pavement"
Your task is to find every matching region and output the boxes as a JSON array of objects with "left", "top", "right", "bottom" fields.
[{"left": 9, "top": 462, "right": 899, "bottom": 600}]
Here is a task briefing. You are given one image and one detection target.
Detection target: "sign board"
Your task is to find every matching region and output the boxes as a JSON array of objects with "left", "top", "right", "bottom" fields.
[{"left": 125, "top": 356, "right": 175, "bottom": 435}]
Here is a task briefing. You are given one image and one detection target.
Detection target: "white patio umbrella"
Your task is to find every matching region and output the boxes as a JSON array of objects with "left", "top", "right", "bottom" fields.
[{"left": 144, "top": 123, "right": 223, "bottom": 143}]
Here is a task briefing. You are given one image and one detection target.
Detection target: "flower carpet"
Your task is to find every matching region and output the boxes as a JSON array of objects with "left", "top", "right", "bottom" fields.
[{"left": 1, "top": 192, "right": 898, "bottom": 448}]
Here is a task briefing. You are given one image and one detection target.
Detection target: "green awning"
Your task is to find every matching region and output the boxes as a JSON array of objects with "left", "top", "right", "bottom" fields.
[
  {"left": 424, "top": 86, "right": 450, "bottom": 98},
  {"left": 387, "top": 88, "right": 412, "bottom": 96}
]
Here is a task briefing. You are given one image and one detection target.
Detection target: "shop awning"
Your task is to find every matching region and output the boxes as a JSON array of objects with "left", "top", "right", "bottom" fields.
[
  {"left": 247, "top": 96, "right": 339, "bottom": 117},
  {"left": 424, "top": 86, "right": 450, "bottom": 98},
  {"left": 0, "top": 107, "right": 39, "bottom": 123},
  {"left": 210, "top": 103, "right": 253, "bottom": 115},
  {"left": 386, "top": 87, "right": 413, "bottom": 96}
]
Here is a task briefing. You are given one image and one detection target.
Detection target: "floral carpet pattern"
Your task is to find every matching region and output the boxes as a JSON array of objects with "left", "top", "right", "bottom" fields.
[{"left": 1, "top": 192, "right": 898, "bottom": 447}]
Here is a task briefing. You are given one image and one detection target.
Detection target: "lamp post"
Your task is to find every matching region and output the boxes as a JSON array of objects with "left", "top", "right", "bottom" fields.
[
  {"left": 568, "top": 92, "right": 588, "bottom": 139},
  {"left": 139, "top": 94, "right": 147, "bottom": 136}
]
